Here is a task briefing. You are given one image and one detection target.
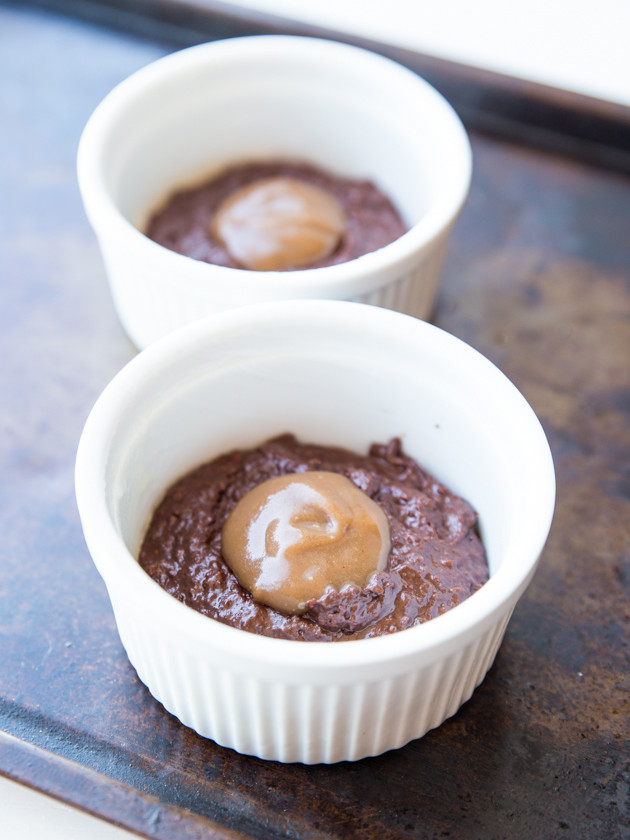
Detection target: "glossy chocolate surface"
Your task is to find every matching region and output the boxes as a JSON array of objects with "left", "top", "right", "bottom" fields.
[
  {"left": 146, "top": 160, "right": 407, "bottom": 270},
  {"left": 139, "top": 436, "right": 488, "bottom": 640}
]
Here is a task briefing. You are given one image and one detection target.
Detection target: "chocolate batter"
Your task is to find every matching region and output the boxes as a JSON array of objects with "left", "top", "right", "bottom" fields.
[
  {"left": 139, "top": 435, "right": 489, "bottom": 642},
  {"left": 145, "top": 161, "right": 407, "bottom": 270}
]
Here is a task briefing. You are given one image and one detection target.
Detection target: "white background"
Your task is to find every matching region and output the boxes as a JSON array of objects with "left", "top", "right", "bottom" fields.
[{"left": 213, "top": 0, "right": 630, "bottom": 105}]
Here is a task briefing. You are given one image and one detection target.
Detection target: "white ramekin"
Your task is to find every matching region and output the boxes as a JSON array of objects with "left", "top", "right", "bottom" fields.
[
  {"left": 77, "top": 35, "right": 472, "bottom": 350},
  {"left": 75, "top": 300, "right": 555, "bottom": 763}
]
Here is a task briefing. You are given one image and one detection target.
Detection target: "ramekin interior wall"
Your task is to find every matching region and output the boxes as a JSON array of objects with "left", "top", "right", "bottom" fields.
[
  {"left": 99, "top": 43, "right": 461, "bottom": 232},
  {"left": 105, "top": 310, "right": 546, "bottom": 579}
]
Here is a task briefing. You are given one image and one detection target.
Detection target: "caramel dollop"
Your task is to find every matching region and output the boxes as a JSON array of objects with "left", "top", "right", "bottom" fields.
[
  {"left": 211, "top": 176, "right": 347, "bottom": 271},
  {"left": 221, "top": 471, "right": 390, "bottom": 614}
]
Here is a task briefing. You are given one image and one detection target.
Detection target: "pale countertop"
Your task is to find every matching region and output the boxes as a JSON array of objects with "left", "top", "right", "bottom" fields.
[
  {"left": 200, "top": 0, "right": 630, "bottom": 106},
  {"left": 1, "top": 776, "right": 134, "bottom": 840},
  {"left": 4, "top": 1, "right": 629, "bottom": 837}
]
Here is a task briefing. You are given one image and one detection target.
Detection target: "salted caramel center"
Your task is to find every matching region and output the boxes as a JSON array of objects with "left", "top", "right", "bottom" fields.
[
  {"left": 211, "top": 176, "right": 347, "bottom": 271},
  {"left": 221, "top": 471, "right": 390, "bottom": 614}
]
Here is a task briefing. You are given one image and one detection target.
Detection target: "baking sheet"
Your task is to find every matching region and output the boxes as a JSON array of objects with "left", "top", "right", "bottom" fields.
[{"left": 1, "top": 3, "right": 629, "bottom": 838}]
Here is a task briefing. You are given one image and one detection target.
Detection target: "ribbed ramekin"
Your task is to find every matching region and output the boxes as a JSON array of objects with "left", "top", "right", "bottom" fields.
[
  {"left": 75, "top": 301, "right": 555, "bottom": 763},
  {"left": 77, "top": 35, "right": 472, "bottom": 349}
]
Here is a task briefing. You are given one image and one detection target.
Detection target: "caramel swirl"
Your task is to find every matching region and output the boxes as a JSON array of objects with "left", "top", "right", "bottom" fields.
[
  {"left": 211, "top": 176, "right": 347, "bottom": 271},
  {"left": 221, "top": 471, "right": 390, "bottom": 614}
]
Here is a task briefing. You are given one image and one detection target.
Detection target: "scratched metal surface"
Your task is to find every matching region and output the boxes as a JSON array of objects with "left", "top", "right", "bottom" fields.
[{"left": 0, "top": 4, "right": 628, "bottom": 839}]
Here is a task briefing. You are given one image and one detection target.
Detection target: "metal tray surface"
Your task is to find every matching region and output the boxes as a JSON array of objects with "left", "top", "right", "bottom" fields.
[{"left": 1, "top": 4, "right": 629, "bottom": 839}]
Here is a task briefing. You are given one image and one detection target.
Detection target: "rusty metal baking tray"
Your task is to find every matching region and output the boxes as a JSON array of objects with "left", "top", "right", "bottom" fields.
[{"left": 1, "top": 2, "right": 628, "bottom": 838}]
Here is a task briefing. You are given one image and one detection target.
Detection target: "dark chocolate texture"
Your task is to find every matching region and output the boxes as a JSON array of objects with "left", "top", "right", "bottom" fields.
[
  {"left": 138, "top": 436, "right": 489, "bottom": 641},
  {"left": 145, "top": 161, "right": 407, "bottom": 270}
]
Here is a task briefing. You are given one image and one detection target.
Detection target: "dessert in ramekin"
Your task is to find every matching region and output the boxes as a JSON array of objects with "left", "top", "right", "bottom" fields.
[
  {"left": 75, "top": 301, "right": 555, "bottom": 763},
  {"left": 77, "top": 35, "right": 472, "bottom": 349}
]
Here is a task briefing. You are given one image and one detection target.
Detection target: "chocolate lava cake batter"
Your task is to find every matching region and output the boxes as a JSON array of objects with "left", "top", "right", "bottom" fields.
[
  {"left": 145, "top": 160, "right": 407, "bottom": 270},
  {"left": 139, "top": 435, "right": 489, "bottom": 642}
]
